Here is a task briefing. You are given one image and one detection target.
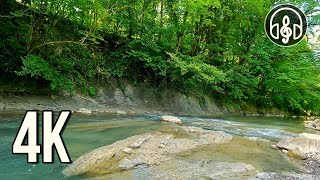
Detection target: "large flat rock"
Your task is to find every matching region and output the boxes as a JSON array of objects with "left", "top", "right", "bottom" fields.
[{"left": 63, "top": 126, "right": 232, "bottom": 177}]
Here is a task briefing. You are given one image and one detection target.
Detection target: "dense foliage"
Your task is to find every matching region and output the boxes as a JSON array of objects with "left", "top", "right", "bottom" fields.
[{"left": 1, "top": 0, "right": 320, "bottom": 115}]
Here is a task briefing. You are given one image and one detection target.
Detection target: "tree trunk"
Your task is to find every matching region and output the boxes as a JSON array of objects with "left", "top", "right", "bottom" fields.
[
  {"left": 128, "top": 0, "right": 134, "bottom": 39},
  {"left": 158, "top": 0, "right": 164, "bottom": 41},
  {"left": 176, "top": 10, "right": 188, "bottom": 53},
  {"left": 191, "top": 15, "right": 203, "bottom": 56}
]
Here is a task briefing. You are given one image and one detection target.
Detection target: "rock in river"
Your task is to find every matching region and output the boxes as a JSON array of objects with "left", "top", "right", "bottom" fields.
[
  {"left": 314, "top": 120, "right": 320, "bottom": 130},
  {"left": 75, "top": 108, "right": 92, "bottom": 114},
  {"left": 160, "top": 116, "right": 182, "bottom": 125},
  {"left": 304, "top": 119, "right": 320, "bottom": 131},
  {"left": 287, "top": 148, "right": 307, "bottom": 160},
  {"left": 62, "top": 126, "right": 232, "bottom": 177},
  {"left": 299, "top": 133, "right": 320, "bottom": 141},
  {"left": 276, "top": 133, "right": 320, "bottom": 160}
]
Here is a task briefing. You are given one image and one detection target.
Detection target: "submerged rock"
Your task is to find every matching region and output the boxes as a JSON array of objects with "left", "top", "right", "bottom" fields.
[
  {"left": 134, "top": 160, "right": 258, "bottom": 180},
  {"left": 245, "top": 137, "right": 270, "bottom": 142},
  {"left": 62, "top": 126, "right": 232, "bottom": 177},
  {"left": 160, "top": 116, "right": 182, "bottom": 125}
]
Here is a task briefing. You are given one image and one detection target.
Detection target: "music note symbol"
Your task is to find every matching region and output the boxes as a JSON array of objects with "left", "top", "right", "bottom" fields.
[
  {"left": 266, "top": 5, "right": 307, "bottom": 46},
  {"left": 280, "top": 15, "right": 293, "bottom": 44}
]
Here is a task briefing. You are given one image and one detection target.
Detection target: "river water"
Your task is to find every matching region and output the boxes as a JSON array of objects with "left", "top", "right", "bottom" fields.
[{"left": 0, "top": 112, "right": 319, "bottom": 180}]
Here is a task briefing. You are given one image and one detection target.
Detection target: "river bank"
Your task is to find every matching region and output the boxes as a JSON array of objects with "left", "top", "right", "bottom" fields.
[
  {"left": 1, "top": 83, "right": 315, "bottom": 120},
  {"left": 0, "top": 84, "right": 223, "bottom": 116}
]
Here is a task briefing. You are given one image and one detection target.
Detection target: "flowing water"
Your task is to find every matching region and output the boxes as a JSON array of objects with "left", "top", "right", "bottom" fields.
[{"left": 0, "top": 111, "right": 319, "bottom": 180}]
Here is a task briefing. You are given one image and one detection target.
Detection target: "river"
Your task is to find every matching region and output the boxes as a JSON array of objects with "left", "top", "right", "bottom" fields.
[{"left": 0, "top": 112, "right": 319, "bottom": 180}]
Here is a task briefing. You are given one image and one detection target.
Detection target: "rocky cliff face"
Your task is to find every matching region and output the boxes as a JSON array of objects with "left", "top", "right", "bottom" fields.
[
  {"left": 0, "top": 84, "right": 222, "bottom": 116},
  {"left": 95, "top": 84, "right": 222, "bottom": 115}
]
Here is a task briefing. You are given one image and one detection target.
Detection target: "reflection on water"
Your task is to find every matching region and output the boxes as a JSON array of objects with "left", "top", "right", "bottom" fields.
[{"left": 0, "top": 112, "right": 317, "bottom": 180}]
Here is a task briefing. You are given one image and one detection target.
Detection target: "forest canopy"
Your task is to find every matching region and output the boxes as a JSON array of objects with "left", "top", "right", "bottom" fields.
[{"left": 1, "top": 0, "right": 320, "bottom": 115}]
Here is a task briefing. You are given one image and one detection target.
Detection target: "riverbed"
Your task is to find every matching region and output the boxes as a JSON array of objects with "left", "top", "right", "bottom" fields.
[{"left": 0, "top": 112, "right": 319, "bottom": 180}]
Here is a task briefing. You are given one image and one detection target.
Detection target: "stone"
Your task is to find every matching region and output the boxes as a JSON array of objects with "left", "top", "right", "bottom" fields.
[
  {"left": 186, "top": 126, "right": 196, "bottom": 133},
  {"left": 282, "top": 149, "right": 288, "bottom": 154},
  {"left": 313, "top": 120, "right": 320, "bottom": 130},
  {"left": 308, "top": 152, "right": 320, "bottom": 162},
  {"left": 76, "top": 108, "right": 92, "bottom": 114},
  {"left": 287, "top": 148, "right": 307, "bottom": 160},
  {"left": 158, "top": 144, "right": 166, "bottom": 148},
  {"left": 121, "top": 147, "right": 133, "bottom": 154},
  {"left": 270, "top": 145, "right": 278, "bottom": 150},
  {"left": 159, "top": 134, "right": 173, "bottom": 148},
  {"left": 305, "top": 121, "right": 314, "bottom": 128},
  {"left": 129, "top": 135, "right": 153, "bottom": 148},
  {"left": 160, "top": 116, "right": 182, "bottom": 125},
  {"left": 305, "top": 119, "right": 320, "bottom": 131},
  {"left": 116, "top": 110, "right": 126, "bottom": 115},
  {"left": 251, "top": 172, "right": 277, "bottom": 179},
  {"left": 299, "top": 133, "right": 320, "bottom": 141},
  {"left": 118, "top": 157, "right": 146, "bottom": 170}
]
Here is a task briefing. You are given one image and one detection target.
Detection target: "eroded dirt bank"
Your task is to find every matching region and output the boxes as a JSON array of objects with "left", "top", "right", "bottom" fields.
[{"left": 0, "top": 84, "right": 223, "bottom": 116}]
